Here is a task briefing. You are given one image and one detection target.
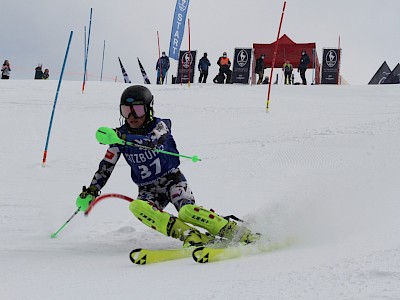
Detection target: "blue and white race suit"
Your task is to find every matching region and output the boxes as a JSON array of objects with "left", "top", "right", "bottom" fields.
[{"left": 89, "top": 118, "right": 195, "bottom": 210}]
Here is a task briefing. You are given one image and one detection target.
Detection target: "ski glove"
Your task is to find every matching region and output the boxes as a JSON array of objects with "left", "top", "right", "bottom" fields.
[{"left": 76, "top": 185, "right": 99, "bottom": 211}]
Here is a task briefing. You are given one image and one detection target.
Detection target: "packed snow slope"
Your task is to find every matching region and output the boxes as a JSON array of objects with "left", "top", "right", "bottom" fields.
[{"left": 1, "top": 80, "right": 399, "bottom": 300}]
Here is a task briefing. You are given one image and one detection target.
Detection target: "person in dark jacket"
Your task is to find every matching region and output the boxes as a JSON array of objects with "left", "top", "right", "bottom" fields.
[
  {"left": 156, "top": 51, "right": 170, "bottom": 84},
  {"left": 35, "top": 64, "right": 44, "bottom": 79},
  {"left": 216, "top": 52, "right": 232, "bottom": 84},
  {"left": 198, "top": 52, "right": 211, "bottom": 83},
  {"left": 43, "top": 69, "right": 50, "bottom": 80},
  {"left": 298, "top": 50, "right": 310, "bottom": 85},
  {"left": 1, "top": 60, "right": 11, "bottom": 79},
  {"left": 255, "top": 54, "right": 266, "bottom": 84}
]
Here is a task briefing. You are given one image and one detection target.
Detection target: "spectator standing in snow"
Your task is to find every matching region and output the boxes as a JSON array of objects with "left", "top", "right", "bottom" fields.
[
  {"left": 216, "top": 52, "right": 232, "bottom": 84},
  {"left": 43, "top": 69, "right": 50, "bottom": 80},
  {"left": 282, "top": 60, "right": 293, "bottom": 85},
  {"left": 1, "top": 60, "right": 11, "bottom": 79},
  {"left": 255, "top": 54, "right": 266, "bottom": 84},
  {"left": 297, "top": 50, "right": 310, "bottom": 85},
  {"left": 156, "top": 51, "right": 170, "bottom": 84},
  {"left": 35, "top": 64, "right": 44, "bottom": 79},
  {"left": 198, "top": 52, "right": 211, "bottom": 83}
]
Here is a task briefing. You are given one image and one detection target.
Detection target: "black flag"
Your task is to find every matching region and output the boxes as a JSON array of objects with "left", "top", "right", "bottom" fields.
[
  {"left": 368, "top": 61, "right": 391, "bottom": 84},
  {"left": 137, "top": 57, "right": 151, "bottom": 84},
  {"left": 176, "top": 50, "right": 197, "bottom": 84},
  {"left": 231, "top": 48, "right": 253, "bottom": 84},
  {"left": 321, "top": 48, "right": 341, "bottom": 84},
  {"left": 382, "top": 63, "right": 400, "bottom": 84},
  {"left": 118, "top": 57, "right": 131, "bottom": 83}
]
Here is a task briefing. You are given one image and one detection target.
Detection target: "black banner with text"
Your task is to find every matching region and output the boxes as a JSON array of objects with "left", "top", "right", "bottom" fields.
[
  {"left": 176, "top": 50, "right": 197, "bottom": 84},
  {"left": 231, "top": 48, "right": 252, "bottom": 84},
  {"left": 321, "top": 48, "right": 341, "bottom": 84}
]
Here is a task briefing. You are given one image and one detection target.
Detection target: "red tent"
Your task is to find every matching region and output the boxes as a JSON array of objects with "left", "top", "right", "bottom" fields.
[{"left": 253, "top": 34, "right": 320, "bottom": 84}]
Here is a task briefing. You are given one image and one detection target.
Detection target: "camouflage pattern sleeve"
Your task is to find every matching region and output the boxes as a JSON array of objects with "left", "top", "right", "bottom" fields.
[
  {"left": 89, "top": 146, "right": 121, "bottom": 192},
  {"left": 150, "top": 120, "right": 171, "bottom": 146}
]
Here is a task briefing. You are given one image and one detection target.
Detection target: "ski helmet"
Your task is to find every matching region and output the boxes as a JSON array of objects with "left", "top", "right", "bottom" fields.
[{"left": 120, "top": 85, "right": 154, "bottom": 125}]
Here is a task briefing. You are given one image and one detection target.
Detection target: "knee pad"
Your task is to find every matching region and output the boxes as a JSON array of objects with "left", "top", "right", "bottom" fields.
[
  {"left": 129, "top": 200, "right": 171, "bottom": 236},
  {"left": 178, "top": 204, "right": 228, "bottom": 236}
]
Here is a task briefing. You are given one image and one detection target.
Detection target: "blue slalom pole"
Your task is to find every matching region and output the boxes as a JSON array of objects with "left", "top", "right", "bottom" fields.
[
  {"left": 42, "top": 31, "right": 73, "bottom": 166},
  {"left": 100, "top": 40, "right": 105, "bottom": 81},
  {"left": 82, "top": 8, "right": 93, "bottom": 93},
  {"left": 84, "top": 26, "right": 87, "bottom": 74}
]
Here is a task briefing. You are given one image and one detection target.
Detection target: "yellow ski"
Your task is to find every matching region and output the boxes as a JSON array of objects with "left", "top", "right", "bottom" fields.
[{"left": 129, "top": 248, "right": 192, "bottom": 265}]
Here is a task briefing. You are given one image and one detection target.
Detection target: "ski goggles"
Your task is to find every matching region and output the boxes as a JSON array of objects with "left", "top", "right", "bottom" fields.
[{"left": 120, "top": 104, "right": 146, "bottom": 119}]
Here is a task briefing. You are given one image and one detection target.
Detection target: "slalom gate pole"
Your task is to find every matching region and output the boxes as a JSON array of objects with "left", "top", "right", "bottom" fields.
[
  {"left": 84, "top": 193, "right": 134, "bottom": 216},
  {"left": 42, "top": 31, "right": 73, "bottom": 166},
  {"left": 157, "top": 31, "right": 163, "bottom": 84},
  {"left": 282, "top": 48, "right": 286, "bottom": 84},
  {"left": 50, "top": 208, "right": 80, "bottom": 238},
  {"left": 337, "top": 35, "right": 341, "bottom": 85},
  {"left": 312, "top": 48, "right": 315, "bottom": 85},
  {"left": 180, "top": 56, "right": 184, "bottom": 85},
  {"left": 266, "top": 1, "right": 286, "bottom": 112},
  {"left": 188, "top": 18, "right": 191, "bottom": 88},
  {"left": 100, "top": 40, "right": 105, "bottom": 81},
  {"left": 82, "top": 8, "right": 93, "bottom": 93},
  {"left": 84, "top": 26, "right": 87, "bottom": 76}
]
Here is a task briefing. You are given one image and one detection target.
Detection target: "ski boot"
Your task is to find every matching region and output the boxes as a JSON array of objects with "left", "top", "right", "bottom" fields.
[
  {"left": 168, "top": 217, "right": 214, "bottom": 248},
  {"left": 178, "top": 204, "right": 261, "bottom": 245},
  {"left": 218, "top": 219, "right": 261, "bottom": 245}
]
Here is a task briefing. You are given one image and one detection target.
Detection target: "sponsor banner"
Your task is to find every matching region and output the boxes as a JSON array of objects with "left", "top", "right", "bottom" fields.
[
  {"left": 137, "top": 57, "right": 151, "bottom": 84},
  {"left": 321, "top": 48, "right": 341, "bottom": 84},
  {"left": 118, "top": 57, "right": 131, "bottom": 83},
  {"left": 168, "top": 0, "right": 190, "bottom": 60},
  {"left": 231, "top": 48, "right": 252, "bottom": 84},
  {"left": 176, "top": 50, "right": 196, "bottom": 83}
]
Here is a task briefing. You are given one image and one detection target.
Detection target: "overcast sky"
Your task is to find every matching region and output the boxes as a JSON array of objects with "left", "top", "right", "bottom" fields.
[{"left": 2, "top": 0, "right": 399, "bottom": 85}]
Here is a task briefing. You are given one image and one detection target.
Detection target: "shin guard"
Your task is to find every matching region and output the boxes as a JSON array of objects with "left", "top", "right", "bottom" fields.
[
  {"left": 130, "top": 200, "right": 212, "bottom": 246},
  {"left": 178, "top": 204, "right": 228, "bottom": 236},
  {"left": 129, "top": 200, "right": 171, "bottom": 236}
]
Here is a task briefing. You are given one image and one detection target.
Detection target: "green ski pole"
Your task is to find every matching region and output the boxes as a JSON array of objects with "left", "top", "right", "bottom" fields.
[
  {"left": 50, "top": 208, "right": 80, "bottom": 238},
  {"left": 95, "top": 127, "right": 202, "bottom": 162}
]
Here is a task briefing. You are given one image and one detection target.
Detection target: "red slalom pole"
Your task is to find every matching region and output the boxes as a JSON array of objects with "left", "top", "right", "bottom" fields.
[
  {"left": 266, "top": 1, "right": 286, "bottom": 112},
  {"left": 84, "top": 193, "right": 134, "bottom": 216}
]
